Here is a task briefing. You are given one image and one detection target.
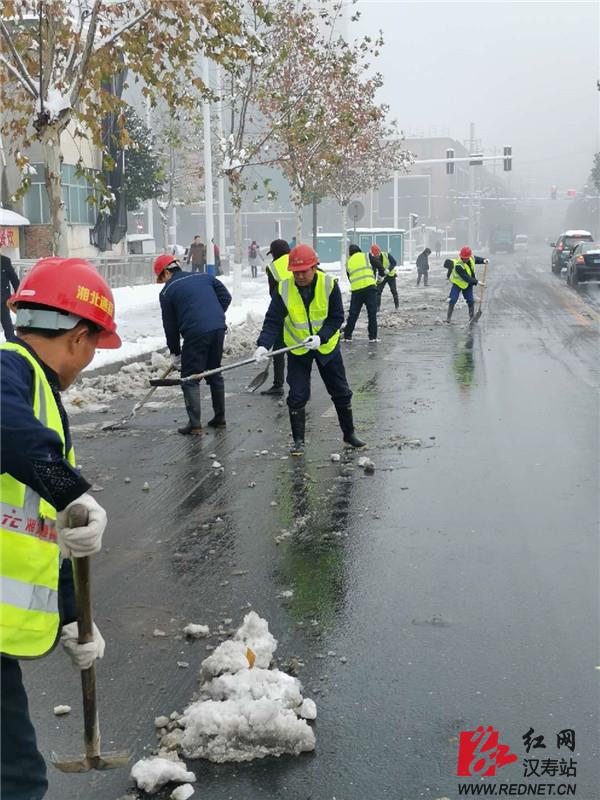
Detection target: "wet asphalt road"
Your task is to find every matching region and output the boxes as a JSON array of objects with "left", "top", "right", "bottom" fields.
[{"left": 24, "top": 248, "right": 599, "bottom": 800}]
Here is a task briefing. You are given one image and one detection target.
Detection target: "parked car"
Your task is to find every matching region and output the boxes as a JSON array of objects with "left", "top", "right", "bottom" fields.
[
  {"left": 550, "top": 230, "right": 593, "bottom": 274},
  {"left": 514, "top": 234, "right": 528, "bottom": 251},
  {"left": 566, "top": 241, "right": 600, "bottom": 286},
  {"left": 490, "top": 225, "right": 514, "bottom": 254}
]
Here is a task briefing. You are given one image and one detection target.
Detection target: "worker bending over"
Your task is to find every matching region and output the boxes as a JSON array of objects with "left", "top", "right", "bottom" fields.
[
  {"left": 447, "top": 246, "right": 488, "bottom": 322},
  {"left": 254, "top": 244, "right": 366, "bottom": 454},
  {"left": 261, "top": 238, "right": 290, "bottom": 396}
]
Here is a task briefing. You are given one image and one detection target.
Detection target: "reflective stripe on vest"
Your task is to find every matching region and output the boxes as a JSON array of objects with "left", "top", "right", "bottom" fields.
[
  {"left": 382, "top": 252, "right": 396, "bottom": 277},
  {"left": 0, "top": 342, "right": 69, "bottom": 658},
  {"left": 450, "top": 257, "right": 475, "bottom": 290},
  {"left": 266, "top": 254, "right": 289, "bottom": 283},
  {"left": 279, "top": 272, "right": 340, "bottom": 356},
  {"left": 347, "top": 252, "right": 376, "bottom": 291}
]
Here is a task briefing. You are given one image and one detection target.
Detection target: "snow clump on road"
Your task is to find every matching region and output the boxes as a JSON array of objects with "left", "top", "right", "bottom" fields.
[
  {"left": 130, "top": 754, "right": 196, "bottom": 794},
  {"left": 157, "top": 611, "right": 316, "bottom": 764}
]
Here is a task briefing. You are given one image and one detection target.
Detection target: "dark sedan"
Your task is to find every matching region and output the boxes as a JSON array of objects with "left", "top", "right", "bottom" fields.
[
  {"left": 566, "top": 241, "right": 600, "bottom": 286},
  {"left": 550, "top": 230, "right": 593, "bottom": 274}
]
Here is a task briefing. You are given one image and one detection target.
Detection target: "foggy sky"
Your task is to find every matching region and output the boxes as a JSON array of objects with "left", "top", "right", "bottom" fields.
[{"left": 355, "top": 1, "right": 599, "bottom": 196}]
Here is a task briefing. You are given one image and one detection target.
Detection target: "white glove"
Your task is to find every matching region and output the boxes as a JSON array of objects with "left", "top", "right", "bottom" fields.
[
  {"left": 483, "top": 259, "right": 489, "bottom": 264},
  {"left": 60, "top": 622, "right": 105, "bottom": 670},
  {"left": 478, "top": 281, "right": 486, "bottom": 287},
  {"left": 170, "top": 353, "right": 181, "bottom": 370},
  {"left": 57, "top": 493, "right": 107, "bottom": 557},
  {"left": 254, "top": 346, "right": 269, "bottom": 363},
  {"left": 305, "top": 335, "right": 321, "bottom": 350}
]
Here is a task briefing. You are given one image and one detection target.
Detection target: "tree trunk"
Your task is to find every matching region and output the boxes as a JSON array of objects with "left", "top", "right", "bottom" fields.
[
  {"left": 294, "top": 203, "right": 303, "bottom": 243},
  {"left": 158, "top": 203, "right": 170, "bottom": 250},
  {"left": 227, "top": 173, "right": 243, "bottom": 306},
  {"left": 340, "top": 201, "right": 348, "bottom": 278},
  {"left": 43, "top": 134, "right": 68, "bottom": 256}
]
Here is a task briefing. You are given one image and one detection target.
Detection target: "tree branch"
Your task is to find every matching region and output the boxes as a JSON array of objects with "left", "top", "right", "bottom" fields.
[
  {"left": 0, "top": 19, "right": 38, "bottom": 97},
  {"left": 0, "top": 55, "right": 37, "bottom": 99},
  {"left": 93, "top": 10, "right": 152, "bottom": 53}
]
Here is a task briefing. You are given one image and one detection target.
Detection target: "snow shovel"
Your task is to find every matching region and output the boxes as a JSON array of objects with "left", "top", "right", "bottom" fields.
[
  {"left": 472, "top": 262, "right": 489, "bottom": 323},
  {"left": 101, "top": 363, "right": 175, "bottom": 430},
  {"left": 52, "top": 506, "right": 131, "bottom": 773},
  {"left": 149, "top": 342, "right": 310, "bottom": 389}
]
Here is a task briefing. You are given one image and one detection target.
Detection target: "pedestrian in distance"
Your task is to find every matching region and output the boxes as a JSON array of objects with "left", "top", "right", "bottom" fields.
[
  {"left": 254, "top": 244, "right": 366, "bottom": 455},
  {"left": 446, "top": 246, "right": 488, "bottom": 323},
  {"left": 416, "top": 247, "right": 431, "bottom": 287},
  {"left": 261, "top": 238, "right": 291, "bottom": 396},
  {"left": 248, "top": 240, "right": 263, "bottom": 278},
  {"left": 0, "top": 257, "right": 120, "bottom": 800},
  {"left": 186, "top": 235, "right": 206, "bottom": 273},
  {"left": 370, "top": 243, "right": 399, "bottom": 310},
  {"left": 343, "top": 244, "right": 379, "bottom": 342},
  {"left": 212, "top": 239, "right": 221, "bottom": 274},
  {"left": 434, "top": 240, "right": 442, "bottom": 257},
  {"left": 289, "top": 235, "right": 297, "bottom": 250},
  {"left": 154, "top": 254, "right": 232, "bottom": 434},
  {"left": 1, "top": 252, "right": 19, "bottom": 340}
]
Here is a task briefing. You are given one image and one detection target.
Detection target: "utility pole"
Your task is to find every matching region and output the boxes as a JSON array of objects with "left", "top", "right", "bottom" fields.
[
  {"left": 393, "top": 172, "right": 398, "bottom": 229},
  {"left": 215, "top": 66, "right": 226, "bottom": 271},
  {"left": 145, "top": 96, "right": 154, "bottom": 239},
  {"left": 201, "top": 47, "right": 215, "bottom": 275},
  {"left": 468, "top": 121, "right": 475, "bottom": 246}
]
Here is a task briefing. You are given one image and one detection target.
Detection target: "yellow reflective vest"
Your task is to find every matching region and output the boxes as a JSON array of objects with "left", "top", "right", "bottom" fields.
[
  {"left": 347, "top": 251, "right": 376, "bottom": 291},
  {"left": 381, "top": 252, "right": 397, "bottom": 278},
  {"left": 0, "top": 342, "right": 73, "bottom": 659},
  {"left": 450, "top": 257, "right": 476, "bottom": 290},
  {"left": 278, "top": 271, "right": 340, "bottom": 356},
  {"left": 266, "top": 254, "right": 290, "bottom": 283}
]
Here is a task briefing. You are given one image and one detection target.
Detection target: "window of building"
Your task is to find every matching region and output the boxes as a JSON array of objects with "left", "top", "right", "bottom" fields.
[{"left": 23, "top": 162, "right": 99, "bottom": 226}]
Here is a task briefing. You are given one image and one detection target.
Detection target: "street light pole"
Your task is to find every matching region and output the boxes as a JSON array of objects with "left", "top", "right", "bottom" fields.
[
  {"left": 215, "top": 66, "right": 226, "bottom": 270},
  {"left": 201, "top": 47, "right": 215, "bottom": 275}
]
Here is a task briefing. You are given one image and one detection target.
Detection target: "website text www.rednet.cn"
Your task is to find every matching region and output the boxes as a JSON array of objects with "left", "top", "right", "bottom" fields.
[{"left": 458, "top": 784, "right": 576, "bottom": 796}]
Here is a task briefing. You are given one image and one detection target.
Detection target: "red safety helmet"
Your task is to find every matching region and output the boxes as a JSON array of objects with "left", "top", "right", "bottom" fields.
[
  {"left": 10, "top": 257, "right": 121, "bottom": 349},
  {"left": 153, "top": 253, "right": 179, "bottom": 279},
  {"left": 288, "top": 244, "right": 319, "bottom": 272},
  {"left": 460, "top": 246, "right": 472, "bottom": 260},
  {"left": 370, "top": 244, "right": 381, "bottom": 256}
]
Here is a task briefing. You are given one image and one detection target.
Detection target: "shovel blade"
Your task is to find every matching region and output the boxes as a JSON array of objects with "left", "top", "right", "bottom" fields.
[
  {"left": 51, "top": 749, "right": 131, "bottom": 773},
  {"left": 246, "top": 365, "right": 270, "bottom": 393}
]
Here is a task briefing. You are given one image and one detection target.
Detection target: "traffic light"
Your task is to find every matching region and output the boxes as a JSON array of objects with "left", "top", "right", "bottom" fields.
[
  {"left": 566, "top": 189, "right": 577, "bottom": 198},
  {"left": 551, "top": 186, "right": 557, "bottom": 200},
  {"left": 409, "top": 213, "right": 419, "bottom": 227},
  {"left": 503, "top": 145, "right": 512, "bottom": 171},
  {"left": 446, "top": 148, "right": 454, "bottom": 175}
]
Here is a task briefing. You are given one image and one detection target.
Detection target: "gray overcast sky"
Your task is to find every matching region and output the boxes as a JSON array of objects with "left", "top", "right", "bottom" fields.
[{"left": 355, "top": 1, "right": 599, "bottom": 195}]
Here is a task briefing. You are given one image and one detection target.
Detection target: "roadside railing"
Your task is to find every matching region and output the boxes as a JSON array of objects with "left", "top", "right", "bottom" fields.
[{"left": 14, "top": 256, "right": 156, "bottom": 289}]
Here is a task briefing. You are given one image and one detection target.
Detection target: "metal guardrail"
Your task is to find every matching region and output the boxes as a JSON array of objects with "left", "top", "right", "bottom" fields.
[{"left": 14, "top": 256, "right": 156, "bottom": 289}]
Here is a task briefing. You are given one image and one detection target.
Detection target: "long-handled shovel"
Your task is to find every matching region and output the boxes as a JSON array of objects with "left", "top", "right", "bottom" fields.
[
  {"left": 472, "top": 262, "right": 489, "bottom": 323},
  {"left": 149, "top": 342, "right": 309, "bottom": 391},
  {"left": 51, "top": 506, "right": 131, "bottom": 773},
  {"left": 101, "top": 363, "right": 174, "bottom": 431}
]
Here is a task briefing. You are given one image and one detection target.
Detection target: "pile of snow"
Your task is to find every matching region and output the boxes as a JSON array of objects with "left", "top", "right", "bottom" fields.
[
  {"left": 131, "top": 754, "right": 196, "bottom": 795},
  {"left": 157, "top": 612, "right": 316, "bottom": 764}
]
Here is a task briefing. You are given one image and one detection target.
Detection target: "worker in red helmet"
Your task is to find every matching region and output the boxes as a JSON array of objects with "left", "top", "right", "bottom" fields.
[
  {"left": 447, "top": 246, "right": 488, "bottom": 322},
  {"left": 153, "top": 253, "right": 232, "bottom": 434},
  {"left": 0, "top": 257, "right": 119, "bottom": 799},
  {"left": 369, "top": 243, "right": 399, "bottom": 309},
  {"left": 254, "top": 244, "right": 365, "bottom": 454}
]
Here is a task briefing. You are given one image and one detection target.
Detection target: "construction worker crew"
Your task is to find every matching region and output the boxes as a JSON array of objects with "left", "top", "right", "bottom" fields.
[
  {"left": 154, "top": 254, "right": 232, "bottom": 435},
  {"left": 1, "top": 252, "right": 20, "bottom": 340},
  {"left": 254, "top": 244, "right": 366, "bottom": 454},
  {"left": 343, "top": 244, "right": 379, "bottom": 342},
  {"left": 447, "top": 246, "right": 487, "bottom": 322},
  {"left": 370, "top": 243, "right": 399, "bottom": 310},
  {"left": 261, "top": 238, "right": 290, "bottom": 396},
  {"left": 0, "top": 257, "right": 120, "bottom": 800}
]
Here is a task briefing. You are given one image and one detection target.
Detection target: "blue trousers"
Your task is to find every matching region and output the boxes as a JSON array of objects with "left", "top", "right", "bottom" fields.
[
  {"left": 181, "top": 329, "right": 225, "bottom": 386},
  {"left": 1, "top": 656, "right": 48, "bottom": 799},
  {"left": 449, "top": 283, "right": 474, "bottom": 304},
  {"left": 343, "top": 287, "right": 378, "bottom": 340},
  {"left": 286, "top": 348, "right": 352, "bottom": 411}
]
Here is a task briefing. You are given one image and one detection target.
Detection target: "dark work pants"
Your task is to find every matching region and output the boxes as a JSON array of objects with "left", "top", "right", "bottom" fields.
[
  {"left": 286, "top": 348, "right": 352, "bottom": 411},
  {"left": 1, "top": 656, "right": 48, "bottom": 800},
  {"left": 272, "top": 328, "right": 285, "bottom": 388},
  {"left": 250, "top": 262, "right": 258, "bottom": 278},
  {"left": 344, "top": 287, "right": 378, "bottom": 340},
  {"left": 181, "top": 329, "right": 225, "bottom": 424},
  {"left": 377, "top": 276, "right": 399, "bottom": 309},
  {"left": 1, "top": 303, "right": 15, "bottom": 340},
  {"left": 416, "top": 269, "right": 428, "bottom": 287}
]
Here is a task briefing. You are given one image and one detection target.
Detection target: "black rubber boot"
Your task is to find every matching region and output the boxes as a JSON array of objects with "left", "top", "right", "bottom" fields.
[
  {"left": 468, "top": 302, "right": 475, "bottom": 320},
  {"left": 289, "top": 408, "right": 305, "bottom": 455},
  {"left": 336, "top": 405, "right": 366, "bottom": 449},
  {"left": 179, "top": 382, "right": 202, "bottom": 434},
  {"left": 446, "top": 302, "right": 455, "bottom": 323},
  {"left": 207, "top": 384, "right": 226, "bottom": 428},
  {"left": 261, "top": 385, "right": 284, "bottom": 396}
]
